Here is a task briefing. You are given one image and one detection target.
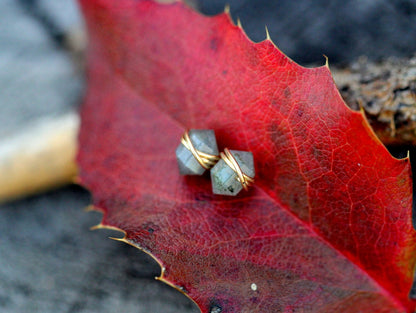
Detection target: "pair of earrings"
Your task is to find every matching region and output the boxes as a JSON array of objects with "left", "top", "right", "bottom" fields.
[{"left": 176, "top": 129, "right": 255, "bottom": 196}]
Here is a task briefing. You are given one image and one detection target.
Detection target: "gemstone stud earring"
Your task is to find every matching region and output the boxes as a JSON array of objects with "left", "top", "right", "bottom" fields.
[
  {"left": 176, "top": 129, "right": 220, "bottom": 175},
  {"left": 211, "top": 148, "right": 254, "bottom": 196}
]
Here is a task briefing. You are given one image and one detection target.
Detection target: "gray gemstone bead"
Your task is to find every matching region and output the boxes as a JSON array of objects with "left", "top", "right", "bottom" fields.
[
  {"left": 176, "top": 129, "right": 219, "bottom": 175},
  {"left": 211, "top": 150, "right": 255, "bottom": 196}
]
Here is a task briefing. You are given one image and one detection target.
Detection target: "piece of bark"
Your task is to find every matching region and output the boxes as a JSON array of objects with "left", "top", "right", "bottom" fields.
[{"left": 332, "top": 56, "right": 416, "bottom": 145}]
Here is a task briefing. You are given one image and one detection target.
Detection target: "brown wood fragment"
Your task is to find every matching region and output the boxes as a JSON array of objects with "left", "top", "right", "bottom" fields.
[{"left": 331, "top": 56, "right": 416, "bottom": 145}]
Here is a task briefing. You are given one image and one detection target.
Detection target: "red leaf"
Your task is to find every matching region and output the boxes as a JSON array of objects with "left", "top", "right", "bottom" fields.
[{"left": 77, "top": 1, "right": 416, "bottom": 312}]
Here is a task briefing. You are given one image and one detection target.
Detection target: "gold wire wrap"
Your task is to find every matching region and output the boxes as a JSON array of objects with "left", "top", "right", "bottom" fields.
[
  {"left": 220, "top": 148, "right": 254, "bottom": 191},
  {"left": 181, "top": 130, "right": 220, "bottom": 170}
]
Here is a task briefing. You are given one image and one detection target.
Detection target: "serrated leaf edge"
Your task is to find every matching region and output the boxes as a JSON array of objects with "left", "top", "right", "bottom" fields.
[{"left": 85, "top": 204, "right": 201, "bottom": 308}]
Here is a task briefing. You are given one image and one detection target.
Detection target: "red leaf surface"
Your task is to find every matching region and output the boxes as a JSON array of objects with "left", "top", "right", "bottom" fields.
[{"left": 77, "top": 1, "right": 416, "bottom": 312}]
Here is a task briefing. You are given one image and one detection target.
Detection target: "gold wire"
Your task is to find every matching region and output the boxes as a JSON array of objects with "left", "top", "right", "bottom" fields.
[
  {"left": 220, "top": 148, "right": 254, "bottom": 191},
  {"left": 181, "top": 130, "right": 220, "bottom": 170}
]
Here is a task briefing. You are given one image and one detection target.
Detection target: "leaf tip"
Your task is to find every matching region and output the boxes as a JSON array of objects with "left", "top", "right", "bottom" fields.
[
  {"left": 155, "top": 268, "right": 167, "bottom": 281},
  {"left": 90, "top": 222, "right": 127, "bottom": 236},
  {"left": 224, "top": 3, "right": 230, "bottom": 15},
  {"left": 265, "top": 25, "right": 271, "bottom": 41},
  {"left": 109, "top": 236, "right": 128, "bottom": 242},
  {"left": 90, "top": 223, "right": 104, "bottom": 231},
  {"left": 236, "top": 17, "right": 242, "bottom": 29},
  {"left": 323, "top": 54, "right": 329, "bottom": 68}
]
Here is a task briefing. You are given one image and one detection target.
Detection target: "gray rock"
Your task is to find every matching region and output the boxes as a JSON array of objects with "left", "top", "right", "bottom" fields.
[
  {"left": 211, "top": 150, "right": 254, "bottom": 196},
  {"left": 198, "top": 0, "right": 416, "bottom": 65},
  {"left": 176, "top": 129, "right": 219, "bottom": 175},
  {"left": 0, "top": 186, "right": 198, "bottom": 313},
  {"left": 0, "top": 0, "right": 84, "bottom": 140}
]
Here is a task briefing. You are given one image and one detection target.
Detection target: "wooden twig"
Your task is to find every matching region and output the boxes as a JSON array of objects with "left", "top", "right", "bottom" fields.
[{"left": 0, "top": 113, "right": 79, "bottom": 203}]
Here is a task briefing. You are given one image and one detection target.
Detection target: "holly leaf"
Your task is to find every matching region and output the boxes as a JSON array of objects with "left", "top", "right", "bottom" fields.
[{"left": 77, "top": 0, "right": 416, "bottom": 312}]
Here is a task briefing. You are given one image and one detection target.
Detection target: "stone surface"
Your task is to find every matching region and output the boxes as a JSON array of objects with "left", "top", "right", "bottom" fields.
[
  {"left": 199, "top": 0, "right": 416, "bottom": 65},
  {"left": 0, "top": 186, "right": 198, "bottom": 313},
  {"left": 0, "top": 0, "right": 84, "bottom": 140},
  {"left": 211, "top": 150, "right": 255, "bottom": 196},
  {"left": 176, "top": 129, "right": 219, "bottom": 175}
]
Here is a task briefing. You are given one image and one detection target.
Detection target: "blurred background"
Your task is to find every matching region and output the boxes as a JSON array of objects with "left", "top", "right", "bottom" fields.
[{"left": 1, "top": 0, "right": 415, "bottom": 312}]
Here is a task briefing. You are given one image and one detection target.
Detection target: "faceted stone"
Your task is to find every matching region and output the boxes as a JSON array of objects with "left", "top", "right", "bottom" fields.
[
  {"left": 211, "top": 150, "right": 255, "bottom": 196},
  {"left": 176, "top": 129, "right": 219, "bottom": 175}
]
